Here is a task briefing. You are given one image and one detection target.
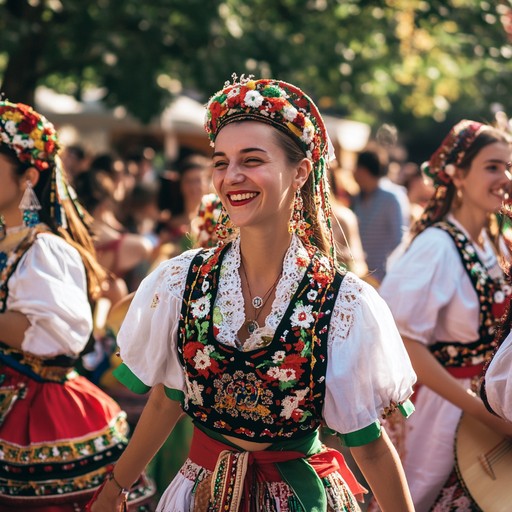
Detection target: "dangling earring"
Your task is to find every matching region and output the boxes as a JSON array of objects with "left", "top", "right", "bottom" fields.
[
  {"left": 19, "top": 180, "right": 41, "bottom": 227},
  {"left": 289, "top": 188, "right": 309, "bottom": 239},
  {"left": 0, "top": 215, "right": 6, "bottom": 241},
  {"left": 215, "top": 204, "right": 235, "bottom": 241}
]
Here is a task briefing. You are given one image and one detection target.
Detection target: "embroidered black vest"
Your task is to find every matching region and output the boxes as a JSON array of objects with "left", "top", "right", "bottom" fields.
[
  {"left": 177, "top": 243, "right": 344, "bottom": 441},
  {"left": 429, "top": 221, "right": 510, "bottom": 368}
]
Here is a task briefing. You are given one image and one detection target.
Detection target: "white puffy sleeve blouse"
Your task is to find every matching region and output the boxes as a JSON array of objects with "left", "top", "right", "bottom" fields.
[
  {"left": 485, "top": 332, "right": 512, "bottom": 422},
  {"left": 6, "top": 233, "right": 93, "bottom": 357}
]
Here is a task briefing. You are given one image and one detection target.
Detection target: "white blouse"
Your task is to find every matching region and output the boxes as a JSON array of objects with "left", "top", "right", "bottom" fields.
[
  {"left": 5, "top": 233, "right": 93, "bottom": 357},
  {"left": 117, "top": 235, "right": 416, "bottom": 436},
  {"left": 380, "top": 216, "right": 505, "bottom": 348},
  {"left": 485, "top": 332, "right": 512, "bottom": 422}
]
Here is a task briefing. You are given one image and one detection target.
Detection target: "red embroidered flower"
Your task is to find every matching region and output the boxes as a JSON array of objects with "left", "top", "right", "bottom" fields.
[{"left": 183, "top": 341, "right": 205, "bottom": 360}]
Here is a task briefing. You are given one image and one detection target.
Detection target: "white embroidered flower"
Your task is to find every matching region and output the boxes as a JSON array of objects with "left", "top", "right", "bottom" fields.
[
  {"left": 307, "top": 289, "right": 318, "bottom": 302},
  {"left": 193, "top": 345, "right": 214, "bottom": 370},
  {"left": 290, "top": 304, "right": 314, "bottom": 328},
  {"left": 202, "top": 279, "right": 210, "bottom": 294},
  {"left": 191, "top": 296, "right": 210, "bottom": 318},
  {"left": 282, "top": 104, "right": 298, "bottom": 121},
  {"left": 280, "top": 388, "right": 309, "bottom": 419},
  {"left": 244, "top": 90, "right": 264, "bottom": 108},
  {"left": 267, "top": 366, "right": 296, "bottom": 382},
  {"left": 444, "top": 164, "right": 456, "bottom": 177},
  {"left": 272, "top": 351, "right": 286, "bottom": 364},
  {"left": 494, "top": 290, "right": 505, "bottom": 303},
  {"left": 94, "top": 438, "right": 105, "bottom": 451},
  {"left": 227, "top": 87, "right": 240, "bottom": 98},
  {"left": 186, "top": 378, "right": 204, "bottom": 406}
]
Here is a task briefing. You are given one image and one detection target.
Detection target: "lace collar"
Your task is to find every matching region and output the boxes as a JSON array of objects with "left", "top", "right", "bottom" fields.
[{"left": 214, "top": 234, "right": 310, "bottom": 350}]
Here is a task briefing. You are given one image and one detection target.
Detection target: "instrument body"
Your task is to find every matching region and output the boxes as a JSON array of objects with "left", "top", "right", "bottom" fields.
[{"left": 455, "top": 413, "right": 512, "bottom": 512}]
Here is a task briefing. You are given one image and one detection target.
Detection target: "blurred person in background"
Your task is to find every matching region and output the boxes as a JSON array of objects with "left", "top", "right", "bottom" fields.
[
  {"left": 0, "top": 101, "right": 154, "bottom": 511},
  {"left": 398, "top": 162, "right": 435, "bottom": 223},
  {"left": 158, "top": 151, "right": 212, "bottom": 257},
  {"left": 74, "top": 167, "right": 155, "bottom": 294},
  {"left": 60, "top": 143, "right": 88, "bottom": 185},
  {"left": 379, "top": 120, "right": 512, "bottom": 511},
  {"left": 351, "top": 146, "right": 405, "bottom": 284}
]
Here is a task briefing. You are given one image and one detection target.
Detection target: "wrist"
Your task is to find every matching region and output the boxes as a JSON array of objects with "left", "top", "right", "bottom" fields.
[{"left": 106, "top": 471, "right": 130, "bottom": 498}]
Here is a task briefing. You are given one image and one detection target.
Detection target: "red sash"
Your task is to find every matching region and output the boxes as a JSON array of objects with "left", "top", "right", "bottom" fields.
[{"left": 189, "top": 426, "right": 366, "bottom": 511}]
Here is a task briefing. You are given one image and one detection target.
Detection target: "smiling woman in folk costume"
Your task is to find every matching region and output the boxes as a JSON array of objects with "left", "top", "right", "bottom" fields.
[
  {"left": 0, "top": 101, "right": 154, "bottom": 511},
  {"left": 379, "top": 120, "right": 512, "bottom": 511},
  {"left": 89, "top": 76, "right": 416, "bottom": 512}
]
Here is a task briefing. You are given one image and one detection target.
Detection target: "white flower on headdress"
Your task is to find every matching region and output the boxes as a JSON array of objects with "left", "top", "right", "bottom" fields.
[
  {"left": 301, "top": 122, "right": 315, "bottom": 145},
  {"left": 5, "top": 120, "right": 17, "bottom": 135},
  {"left": 283, "top": 105, "right": 298, "bottom": 122},
  {"left": 444, "top": 164, "right": 456, "bottom": 177},
  {"left": 227, "top": 87, "right": 240, "bottom": 98},
  {"left": 1, "top": 132, "right": 10, "bottom": 144},
  {"left": 306, "top": 150, "right": 312, "bottom": 159},
  {"left": 244, "top": 90, "right": 264, "bottom": 108},
  {"left": 13, "top": 135, "right": 34, "bottom": 149}
]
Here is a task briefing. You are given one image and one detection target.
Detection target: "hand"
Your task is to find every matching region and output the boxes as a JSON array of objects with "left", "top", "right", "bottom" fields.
[{"left": 88, "top": 478, "right": 126, "bottom": 512}]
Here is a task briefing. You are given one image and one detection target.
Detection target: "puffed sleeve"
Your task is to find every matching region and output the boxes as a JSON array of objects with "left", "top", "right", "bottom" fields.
[
  {"left": 324, "top": 273, "right": 416, "bottom": 446},
  {"left": 484, "top": 332, "right": 512, "bottom": 422},
  {"left": 7, "top": 233, "right": 92, "bottom": 357},
  {"left": 113, "top": 249, "right": 200, "bottom": 401},
  {"left": 379, "top": 228, "right": 464, "bottom": 345}
]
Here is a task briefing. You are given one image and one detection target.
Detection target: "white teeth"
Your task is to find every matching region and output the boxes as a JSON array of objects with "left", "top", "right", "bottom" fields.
[{"left": 230, "top": 192, "right": 258, "bottom": 201}]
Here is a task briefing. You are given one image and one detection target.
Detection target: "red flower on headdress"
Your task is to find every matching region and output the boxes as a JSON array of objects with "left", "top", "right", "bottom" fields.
[
  {"left": 266, "top": 97, "right": 287, "bottom": 113},
  {"left": 19, "top": 116, "right": 39, "bottom": 133},
  {"left": 294, "top": 112, "right": 306, "bottom": 128}
]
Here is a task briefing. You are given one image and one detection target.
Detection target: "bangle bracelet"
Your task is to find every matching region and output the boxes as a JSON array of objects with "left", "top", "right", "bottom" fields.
[{"left": 107, "top": 472, "right": 129, "bottom": 497}]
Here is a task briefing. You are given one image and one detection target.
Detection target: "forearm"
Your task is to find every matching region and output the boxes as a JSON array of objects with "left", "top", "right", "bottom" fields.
[
  {"left": 351, "top": 429, "right": 414, "bottom": 512},
  {"left": 404, "top": 337, "right": 487, "bottom": 417},
  {"left": 404, "top": 336, "right": 512, "bottom": 436},
  {"left": 0, "top": 311, "right": 30, "bottom": 349},
  {"left": 112, "top": 384, "right": 184, "bottom": 489}
]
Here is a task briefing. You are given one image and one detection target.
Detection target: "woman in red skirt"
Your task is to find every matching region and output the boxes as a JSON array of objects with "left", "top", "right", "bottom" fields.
[{"left": 0, "top": 101, "right": 154, "bottom": 511}]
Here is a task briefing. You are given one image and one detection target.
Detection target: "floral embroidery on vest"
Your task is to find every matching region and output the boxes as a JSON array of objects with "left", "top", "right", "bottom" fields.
[
  {"left": 429, "top": 221, "right": 510, "bottom": 367},
  {"left": 177, "top": 243, "right": 344, "bottom": 441}
]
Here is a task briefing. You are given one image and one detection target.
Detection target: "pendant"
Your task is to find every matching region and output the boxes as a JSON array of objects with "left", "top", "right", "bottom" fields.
[
  {"left": 252, "top": 296, "right": 263, "bottom": 309},
  {"left": 246, "top": 320, "right": 259, "bottom": 334}
]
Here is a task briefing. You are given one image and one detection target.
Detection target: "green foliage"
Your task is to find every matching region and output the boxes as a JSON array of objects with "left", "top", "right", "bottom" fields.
[{"left": 1, "top": 0, "right": 511, "bottom": 153}]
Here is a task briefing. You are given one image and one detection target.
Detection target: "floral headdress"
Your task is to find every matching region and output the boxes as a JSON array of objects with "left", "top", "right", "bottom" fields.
[
  {"left": 204, "top": 75, "right": 335, "bottom": 259},
  {"left": 421, "top": 119, "right": 489, "bottom": 188},
  {"left": 0, "top": 101, "right": 71, "bottom": 227},
  {"left": 0, "top": 101, "right": 59, "bottom": 172}
]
